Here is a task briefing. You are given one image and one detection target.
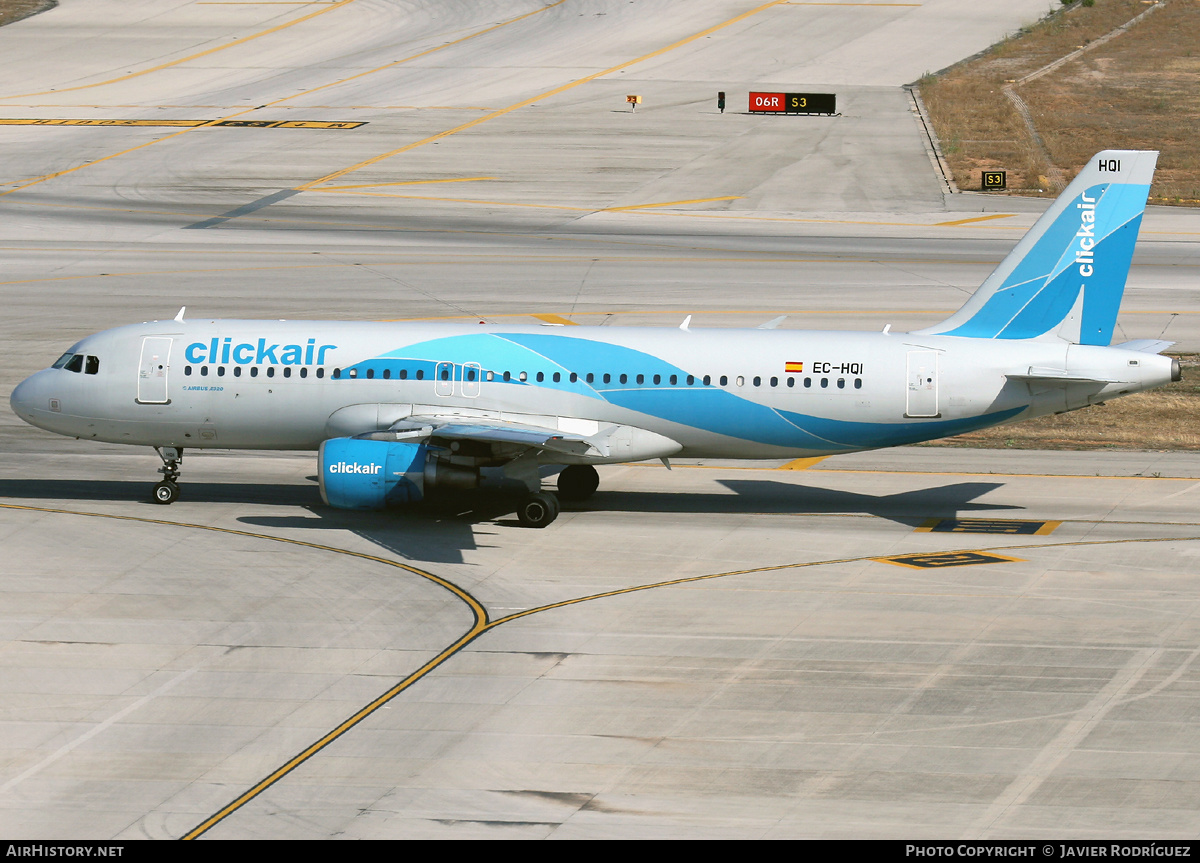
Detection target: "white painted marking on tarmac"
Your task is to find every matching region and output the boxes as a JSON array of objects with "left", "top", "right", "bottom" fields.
[
  {"left": 0, "top": 668, "right": 196, "bottom": 795},
  {"left": 970, "top": 647, "right": 1161, "bottom": 838},
  {"left": 1159, "top": 479, "right": 1200, "bottom": 501}
]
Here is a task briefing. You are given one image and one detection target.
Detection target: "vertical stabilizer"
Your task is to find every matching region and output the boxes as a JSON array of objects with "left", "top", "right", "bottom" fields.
[{"left": 915, "top": 150, "right": 1157, "bottom": 345}]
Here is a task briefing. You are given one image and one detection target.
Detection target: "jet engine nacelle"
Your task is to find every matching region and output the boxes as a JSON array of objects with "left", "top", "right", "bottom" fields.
[
  {"left": 319, "top": 437, "right": 428, "bottom": 510},
  {"left": 319, "top": 437, "right": 482, "bottom": 510}
]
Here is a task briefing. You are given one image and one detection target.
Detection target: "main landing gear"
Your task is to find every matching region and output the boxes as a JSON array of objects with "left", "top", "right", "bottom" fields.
[
  {"left": 152, "top": 446, "right": 183, "bottom": 505},
  {"left": 506, "top": 465, "right": 600, "bottom": 525},
  {"left": 557, "top": 464, "right": 599, "bottom": 501},
  {"left": 516, "top": 492, "right": 560, "bottom": 528},
  {"left": 514, "top": 465, "right": 601, "bottom": 528}
]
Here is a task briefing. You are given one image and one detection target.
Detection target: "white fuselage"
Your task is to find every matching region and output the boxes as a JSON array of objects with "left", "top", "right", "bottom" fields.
[{"left": 10, "top": 320, "right": 1175, "bottom": 460}]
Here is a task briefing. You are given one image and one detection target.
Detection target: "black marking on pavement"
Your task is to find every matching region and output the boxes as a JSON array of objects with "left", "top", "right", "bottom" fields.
[
  {"left": 915, "top": 517, "right": 1061, "bottom": 536},
  {"left": 878, "top": 550, "right": 1024, "bottom": 569}
]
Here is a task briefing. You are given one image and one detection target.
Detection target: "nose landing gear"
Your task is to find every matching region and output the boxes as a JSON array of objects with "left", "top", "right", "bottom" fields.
[{"left": 152, "top": 446, "right": 183, "bottom": 504}]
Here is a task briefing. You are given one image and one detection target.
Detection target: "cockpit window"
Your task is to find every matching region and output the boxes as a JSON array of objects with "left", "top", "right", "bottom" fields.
[{"left": 53, "top": 353, "right": 99, "bottom": 374}]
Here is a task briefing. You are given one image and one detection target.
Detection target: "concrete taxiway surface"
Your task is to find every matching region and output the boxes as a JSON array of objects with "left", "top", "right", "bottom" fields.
[{"left": 2, "top": 0, "right": 1200, "bottom": 840}]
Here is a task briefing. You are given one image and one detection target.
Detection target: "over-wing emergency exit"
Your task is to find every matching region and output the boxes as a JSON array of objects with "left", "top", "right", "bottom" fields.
[{"left": 10, "top": 151, "right": 1179, "bottom": 527}]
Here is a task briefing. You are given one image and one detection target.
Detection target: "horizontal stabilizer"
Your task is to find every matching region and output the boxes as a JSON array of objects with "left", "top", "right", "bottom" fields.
[
  {"left": 1006, "top": 368, "right": 1117, "bottom": 385},
  {"left": 1117, "top": 339, "right": 1174, "bottom": 354}
]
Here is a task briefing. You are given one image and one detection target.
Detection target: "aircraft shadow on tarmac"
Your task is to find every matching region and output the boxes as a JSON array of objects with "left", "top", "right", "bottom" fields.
[
  {"left": 0, "top": 477, "right": 1018, "bottom": 566},
  {"left": 239, "top": 478, "right": 1019, "bottom": 564},
  {"left": 0, "top": 478, "right": 316, "bottom": 507}
]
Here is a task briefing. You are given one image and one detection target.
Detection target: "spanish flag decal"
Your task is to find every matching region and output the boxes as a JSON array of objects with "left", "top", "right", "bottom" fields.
[{"left": 785, "top": 361, "right": 803, "bottom": 373}]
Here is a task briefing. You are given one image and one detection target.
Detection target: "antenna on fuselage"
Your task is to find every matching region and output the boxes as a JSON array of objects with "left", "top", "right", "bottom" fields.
[
  {"left": 679, "top": 315, "right": 691, "bottom": 331},
  {"left": 174, "top": 306, "right": 186, "bottom": 322}
]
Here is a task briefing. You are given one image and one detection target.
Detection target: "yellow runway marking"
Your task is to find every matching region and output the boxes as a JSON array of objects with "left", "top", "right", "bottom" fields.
[
  {"left": 300, "top": 0, "right": 794, "bottom": 190},
  {"left": 7, "top": 190, "right": 1199, "bottom": 242},
  {"left": 602, "top": 196, "right": 743, "bottom": 212},
  {"left": 1, "top": 501, "right": 1197, "bottom": 838},
  {"left": 315, "top": 177, "right": 496, "bottom": 191},
  {"left": 531, "top": 313, "right": 579, "bottom": 326},
  {"left": 0, "top": 502, "right": 487, "bottom": 841},
  {"left": 310, "top": 187, "right": 742, "bottom": 211},
  {"left": 878, "top": 551, "right": 1025, "bottom": 569},
  {"left": 0, "top": 1, "right": 566, "bottom": 196},
  {"left": 311, "top": 189, "right": 744, "bottom": 214},
  {"left": 0, "top": 0, "right": 361, "bottom": 100},
  {"left": 0, "top": 118, "right": 364, "bottom": 129},
  {"left": 933, "top": 214, "right": 1016, "bottom": 227},
  {"left": 915, "top": 517, "right": 1062, "bottom": 536},
  {"left": 778, "top": 457, "right": 829, "bottom": 470},
  {"left": 310, "top": 190, "right": 593, "bottom": 211}
]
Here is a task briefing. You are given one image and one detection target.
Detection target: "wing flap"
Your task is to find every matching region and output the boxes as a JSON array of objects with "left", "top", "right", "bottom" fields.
[{"left": 391, "top": 415, "right": 610, "bottom": 457}]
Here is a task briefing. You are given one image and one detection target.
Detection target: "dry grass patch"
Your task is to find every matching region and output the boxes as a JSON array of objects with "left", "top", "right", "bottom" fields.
[
  {"left": 921, "top": 355, "right": 1200, "bottom": 451},
  {"left": 919, "top": 0, "right": 1200, "bottom": 202},
  {"left": 0, "top": 0, "right": 54, "bottom": 28}
]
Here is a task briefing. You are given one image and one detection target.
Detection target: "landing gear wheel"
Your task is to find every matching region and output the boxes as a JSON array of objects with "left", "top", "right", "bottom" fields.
[
  {"left": 516, "top": 492, "right": 560, "bottom": 528},
  {"left": 153, "top": 480, "right": 179, "bottom": 505},
  {"left": 557, "top": 464, "right": 600, "bottom": 502},
  {"left": 152, "top": 446, "right": 183, "bottom": 505}
]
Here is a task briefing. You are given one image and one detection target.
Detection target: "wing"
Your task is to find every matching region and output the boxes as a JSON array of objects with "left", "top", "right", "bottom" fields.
[{"left": 390, "top": 415, "right": 603, "bottom": 458}]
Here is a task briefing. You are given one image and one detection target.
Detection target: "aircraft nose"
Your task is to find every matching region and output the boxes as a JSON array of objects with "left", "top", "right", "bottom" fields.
[{"left": 10, "top": 371, "right": 49, "bottom": 423}]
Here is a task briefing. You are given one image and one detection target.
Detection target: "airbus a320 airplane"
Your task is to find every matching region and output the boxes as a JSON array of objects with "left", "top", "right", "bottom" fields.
[{"left": 10, "top": 150, "right": 1179, "bottom": 527}]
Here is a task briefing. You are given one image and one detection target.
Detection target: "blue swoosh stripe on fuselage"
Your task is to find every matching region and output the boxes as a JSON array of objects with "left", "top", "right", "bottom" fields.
[{"left": 339, "top": 332, "right": 1023, "bottom": 450}]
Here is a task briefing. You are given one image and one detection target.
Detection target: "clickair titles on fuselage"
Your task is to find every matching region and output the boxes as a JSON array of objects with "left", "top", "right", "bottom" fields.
[{"left": 184, "top": 337, "right": 337, "bottom": 366}]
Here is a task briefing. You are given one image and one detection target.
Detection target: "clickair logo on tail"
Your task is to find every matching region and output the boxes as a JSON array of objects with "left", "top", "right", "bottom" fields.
[
  {"left": 184, "top": 337, "right": 337, "bottom": 365},
  {"left": 1075, "top": 192, "right": 1098, "bottom": 278}
]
